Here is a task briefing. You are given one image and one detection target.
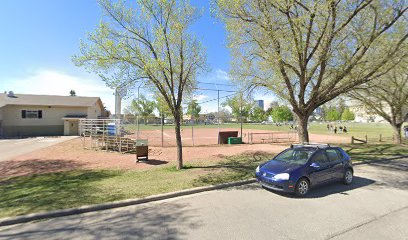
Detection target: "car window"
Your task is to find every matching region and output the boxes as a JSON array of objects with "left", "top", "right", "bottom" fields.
[
  {"left": 326, "top": 149, "right": 341, "bottom": 162},
  {"left": 311, "top": 151, "right": 328, "bottom": 164},
  {"left": 274, "top": 148, "right": 314, "bottom": 165}
]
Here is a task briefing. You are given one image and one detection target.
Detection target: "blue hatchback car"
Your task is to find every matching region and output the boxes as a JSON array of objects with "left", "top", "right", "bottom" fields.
[{"left": 255, "top": 143, "right": 353, "bottom": 197}]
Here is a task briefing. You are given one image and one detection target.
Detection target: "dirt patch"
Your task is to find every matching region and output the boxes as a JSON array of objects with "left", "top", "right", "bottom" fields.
[{"left": 0, "top": 133, "right": 349, "bottom": 179}]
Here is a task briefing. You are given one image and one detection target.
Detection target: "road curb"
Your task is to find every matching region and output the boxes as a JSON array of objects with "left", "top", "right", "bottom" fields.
[{"left": 0, "top": 178, "right": 256, "bottom": 227}]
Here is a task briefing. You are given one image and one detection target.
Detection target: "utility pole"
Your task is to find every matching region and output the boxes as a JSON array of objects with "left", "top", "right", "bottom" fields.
[
  {"left": 191, "top": 99, "right": 195, "bottom": 147},
  {"left": 217, "top": 89, "right": 220, "bottom": 144},
  {"left": 240, "top": 92, "right": 243, "bottom": 138},
  {"left": 161, "top": 104, "right": 164, "bottom": 147}
]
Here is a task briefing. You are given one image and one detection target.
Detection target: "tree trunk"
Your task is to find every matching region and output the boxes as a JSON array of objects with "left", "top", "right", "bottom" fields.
[
  {"left": 296, "top": 114, "right": 309, "bottom": 143},
  {"left": 392, "top": 124, "right": 402, "bottom": 144},
  {"left": 174, "top": 115, "right": 183, "bottom": 169}
]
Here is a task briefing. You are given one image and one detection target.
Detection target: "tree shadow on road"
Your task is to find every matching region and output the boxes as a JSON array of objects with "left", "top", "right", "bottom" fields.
[{"left": 0, "top": 202, "right": 199, "bottom": 240}]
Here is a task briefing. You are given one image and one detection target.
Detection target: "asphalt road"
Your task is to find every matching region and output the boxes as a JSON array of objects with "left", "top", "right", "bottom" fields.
[
  {"left": 0, "top": 137, "right": 77, "bottom": 162},
  {"left": 0, "top": 157, "right": 407, "bottom": 240}
]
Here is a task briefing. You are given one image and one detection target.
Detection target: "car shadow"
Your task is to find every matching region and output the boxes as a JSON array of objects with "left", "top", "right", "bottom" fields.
[{"left": 261, "top": 176, "right": 375, "bottom": 199}]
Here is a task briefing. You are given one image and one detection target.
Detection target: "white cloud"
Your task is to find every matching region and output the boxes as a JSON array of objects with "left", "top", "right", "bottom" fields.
[
  {"left": 194, "top": 94, "right": 208, "bottom": 101},
  {"left": 215, "top": 69, "right": 230, "bottom": 81},
  {"left": 3, "top": 69, "right": 116, "bottom": 111}
]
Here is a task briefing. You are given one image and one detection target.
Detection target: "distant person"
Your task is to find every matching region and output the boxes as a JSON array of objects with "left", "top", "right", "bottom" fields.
[
  {"left": 343, "top": 126, "right": 347, "bottom": 133},
  {"left": 327, "top": 124, "right": 330, "bottom": 131},
  {"left": 339, "top": 126, "right": 343, "bottom": 133},
  {"left": 334, "top": 127, "right": 337, "bottom": 134}
]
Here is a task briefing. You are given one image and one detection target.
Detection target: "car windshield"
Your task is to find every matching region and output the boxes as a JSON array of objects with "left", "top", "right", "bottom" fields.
[{"left": 274, "top": 148, "right": 314, "bottom": 165}]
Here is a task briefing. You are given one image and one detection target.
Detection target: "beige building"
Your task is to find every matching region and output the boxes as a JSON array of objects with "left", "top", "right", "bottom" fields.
[
  {"left": 0, "top": 92, "right": 109, "bottom": 138},
  {"left": 349, "top": 102, "right": 386, "bottom": 123}
]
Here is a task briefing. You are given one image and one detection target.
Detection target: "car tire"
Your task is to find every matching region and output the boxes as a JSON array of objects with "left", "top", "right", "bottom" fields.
[
  {"left": 295, "top": 178, "right": 310, "bottom": 197},
  {"left": 343, "top": 169, "right": 353, "bottom": 185}
]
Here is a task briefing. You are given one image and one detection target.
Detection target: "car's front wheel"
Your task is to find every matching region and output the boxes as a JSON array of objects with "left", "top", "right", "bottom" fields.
[
  {"left": 343, "top": 169, "right": 353, "bottom": 185},
  {"left": 295, "top": 178, "right": 309, "bottom": 197}
]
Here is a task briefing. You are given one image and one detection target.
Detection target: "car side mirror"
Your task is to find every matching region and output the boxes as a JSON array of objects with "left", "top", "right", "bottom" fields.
[{"left": 310, "top": 162, "right": 320, "bottom": 168}]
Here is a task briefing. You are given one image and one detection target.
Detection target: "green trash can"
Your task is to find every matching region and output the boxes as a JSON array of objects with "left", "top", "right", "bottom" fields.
[{"left": 228, "top": 137, "right": 242, "bottom": 144}]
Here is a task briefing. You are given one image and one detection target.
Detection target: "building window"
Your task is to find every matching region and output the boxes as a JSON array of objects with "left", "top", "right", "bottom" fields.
[{"left": 22, "top": 110, "right": 43, "bottom": 119}]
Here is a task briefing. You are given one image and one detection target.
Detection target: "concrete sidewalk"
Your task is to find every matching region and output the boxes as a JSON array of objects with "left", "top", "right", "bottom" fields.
[{"left": 0, "top": 137, "right": 77, "bottom": 162}]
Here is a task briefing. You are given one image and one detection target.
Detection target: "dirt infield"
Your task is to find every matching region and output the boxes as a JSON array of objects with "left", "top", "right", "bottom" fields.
[
  {"left": 126, "top": 128, "right": 302, "bottom": 146},
  {"left": 126, "top": 127, "right": 351, "bottom": 147},
  {"left": 0, "top": 133, "right": 349, "bottom": 179}
]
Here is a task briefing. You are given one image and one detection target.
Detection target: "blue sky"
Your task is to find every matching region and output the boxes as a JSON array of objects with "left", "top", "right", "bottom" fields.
[{"left": 0, "top": 0, "right": 274, "bottom": 113}]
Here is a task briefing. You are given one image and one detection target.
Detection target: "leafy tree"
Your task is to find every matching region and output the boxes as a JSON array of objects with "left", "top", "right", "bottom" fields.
[
  {"left": 349, "top": 61, "right": 408, "bottom": 143},
  {"left": 154, "top": 93, "right": 172, "bottom": 123},
  {"left": 341, "top": 108, "right": 356, "bottom": 122},
  {"left": 73, "top": 0, "right": 206, "bottom": 169},
  {"left": 186, "top": 100, "right": 201, "bottom": 122},
  {"left": 69, "top": 90, "right": 76, "bottom": 96},
  {"left": 215, "top": 0, "right": 407, "bottom": 142},
  {"left": 223, "top": 92, "right": 253, "bottom": 122},
  {"left": 131, "top": 94, "right": 155, "bottom": 124},
  {"left": 326, "top": 108, "right": 341, "bottom": 121},
  {"left": 266, "top": 101, "right": 279, "bottom": 115},
  {"left": 217, "top": 108, "right": 232, "bottom": 123},
  {"left": 271, "top": 106, "right": 293, "bottom": 123},
  {"left": 250, "top": 107, "right": 267, "bottom": 122}
]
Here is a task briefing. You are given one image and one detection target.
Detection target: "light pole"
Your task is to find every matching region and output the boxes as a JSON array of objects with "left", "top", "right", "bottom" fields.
[{"left": 136, "top": 82, "right": 143, "bottom": 141}]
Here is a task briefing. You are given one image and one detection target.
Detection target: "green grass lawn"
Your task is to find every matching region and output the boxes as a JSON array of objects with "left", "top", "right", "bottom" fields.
[
  {"left": 0, "top": 152, "right": 272, "bottom": 219},
  {"left": 339, "top": 143, "right": 408, "bottom": 162}
]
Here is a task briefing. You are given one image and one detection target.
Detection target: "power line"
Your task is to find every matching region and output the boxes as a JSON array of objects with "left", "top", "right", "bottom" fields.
[
  {"left": 197, "top": 81, "right": 236, "bottom": 87},
  {"left": 120, "top": 84, "right": 236, "bottom": 93},
  {"left": 197, "top": 92, "right": 236, "bottom": 105},
  {"left": 194, "top": 87, "right": 236, "bottom": 93}
]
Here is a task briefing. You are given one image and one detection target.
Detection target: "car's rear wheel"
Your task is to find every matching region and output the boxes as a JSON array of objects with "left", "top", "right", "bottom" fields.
[
  {"left": 343, "top": 169, "right": 353, "bottom": 185},
  {"left": 295, "top": 178, "right": 309, "bottom": 197}
]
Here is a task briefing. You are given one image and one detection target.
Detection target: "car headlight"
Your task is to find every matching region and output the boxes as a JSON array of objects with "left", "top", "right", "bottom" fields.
[
  {"left": 272, "top": 173, "right": 290, "bottom": 181},
  {"left": 256, "top": 166, "right": 260, "bottom": 173}
]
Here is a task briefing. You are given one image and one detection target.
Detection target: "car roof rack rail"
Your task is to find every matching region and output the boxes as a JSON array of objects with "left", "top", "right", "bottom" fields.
[{"left": 291, "top": 142, "right": 331, "bottom": 149}]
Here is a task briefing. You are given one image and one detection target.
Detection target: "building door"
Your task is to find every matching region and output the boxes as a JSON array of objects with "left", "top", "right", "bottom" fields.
[{"left": 69, "top": 121, "right": 79, "bottom": 136}]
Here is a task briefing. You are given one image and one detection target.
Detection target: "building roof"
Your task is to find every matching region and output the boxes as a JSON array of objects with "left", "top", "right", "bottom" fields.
[
  {"left": 0, "top": 93, "right": 102, "bottom": 108},
  {"left": 63, "top": 114, "right": 88, "bottom": 118}
]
